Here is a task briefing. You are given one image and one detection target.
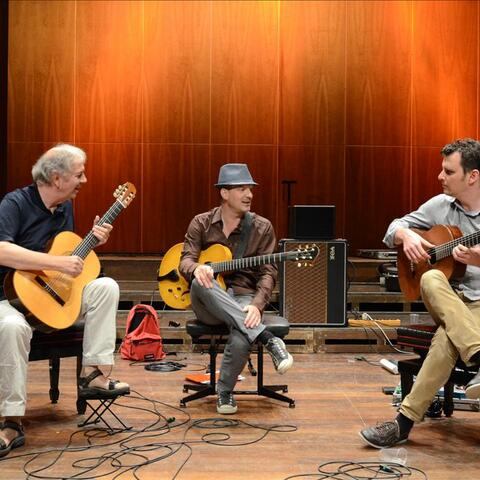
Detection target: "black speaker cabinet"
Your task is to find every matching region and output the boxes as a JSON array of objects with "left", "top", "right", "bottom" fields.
[{"left": 279, "top": 239, "right": 346, "bottom": 327}]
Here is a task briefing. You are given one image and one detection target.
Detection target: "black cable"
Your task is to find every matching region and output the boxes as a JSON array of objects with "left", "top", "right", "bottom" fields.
[
  {"left": 0, "top": 392, "right": 296, "bottom": 480},
  {"left": 144, "top": 361, "right": 186, "bottom": 372},
  {"left": 283, "top": 460, "right": 428, "bottom": 480}
]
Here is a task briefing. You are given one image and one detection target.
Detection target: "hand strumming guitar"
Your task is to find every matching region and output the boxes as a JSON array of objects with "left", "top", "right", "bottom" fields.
[{"left": 395, "top": 227, "right": 435, "bottom": 264}]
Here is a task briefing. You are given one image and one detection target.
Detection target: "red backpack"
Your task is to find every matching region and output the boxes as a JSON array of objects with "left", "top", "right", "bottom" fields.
[{"left": 120, "top": 304, "right": 166, "bottom": 361}]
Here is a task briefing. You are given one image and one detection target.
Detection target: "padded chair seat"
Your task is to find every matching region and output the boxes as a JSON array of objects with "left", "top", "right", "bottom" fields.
[{"left": 186, "top": 314, "right": 290, "bottom": 339}]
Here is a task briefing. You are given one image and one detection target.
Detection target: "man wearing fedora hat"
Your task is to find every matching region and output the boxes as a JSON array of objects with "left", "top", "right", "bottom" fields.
[{"left": 179, "top": 163, "right": 293, "bottom": 414}]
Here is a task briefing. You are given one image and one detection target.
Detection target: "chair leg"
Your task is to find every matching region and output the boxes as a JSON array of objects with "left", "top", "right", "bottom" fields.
[
  {"left": 256, "top": 343, "right": 295, "bottom": 407},
  {"left": 443, "top": 381, "right": 455, "bottom": 417},
  {"left": 49, "top": 358, "right": 60, "bottom": 404},
  {"left": 181, "top": 337, "right": 218, "bottom": 407},
  {"left": 76, "top": 355, "right": 87, "bottom": 414}
]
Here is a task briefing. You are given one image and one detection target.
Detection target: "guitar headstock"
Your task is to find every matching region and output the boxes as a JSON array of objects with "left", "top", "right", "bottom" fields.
[
  {"left": 287, "top": 244, "right": 319, "bottom": 266},
  {"left": 114, "top": 182, "right": 136, "bottom": 208}
]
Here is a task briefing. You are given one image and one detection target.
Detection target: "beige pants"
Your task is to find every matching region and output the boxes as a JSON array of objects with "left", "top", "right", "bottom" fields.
[
  {"left": 0, "top": 277, "right": 119, "bottom": 417},
  {"left": 400, "top": 269, "right": 480, "bottom": 422}
]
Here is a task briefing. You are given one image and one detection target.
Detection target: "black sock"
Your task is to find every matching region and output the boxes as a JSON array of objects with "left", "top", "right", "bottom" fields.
[
  {"left": 257, "top": 330, "right": 274, "bottom": 345},
  {"left": 469, "top": 351, "right": 480, "bottom": 367},
  {"left": 395, "top": 413, "right": 414, "bottom": 436}
]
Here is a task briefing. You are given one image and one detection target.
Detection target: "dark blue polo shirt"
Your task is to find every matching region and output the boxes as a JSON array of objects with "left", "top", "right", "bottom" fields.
[{"left": 0, "top": 184, "right": 74, "bottom": 299}]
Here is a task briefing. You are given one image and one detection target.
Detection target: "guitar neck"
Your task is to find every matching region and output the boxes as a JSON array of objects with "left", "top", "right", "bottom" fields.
[
  {"left": 430, "top": 230, "right": 480, "bottom": 262},
  {"left": 72, "top": 200, "right": 125, "bottom": 260},
  {"left": 210, "top": 251, "right": 296, "bottom": 274}
]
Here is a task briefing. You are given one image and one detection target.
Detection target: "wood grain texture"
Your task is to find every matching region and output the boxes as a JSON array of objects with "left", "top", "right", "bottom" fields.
[
  {"left": 412, "top": 0, "right": 478, "bottom": 146},
  {"left": 412, "top": 146, "right": 444, "bottom": 208},
  {"left": 3, "top": 352, "right": 479, "bottom": 479},
  {"left": 143, "top": 1, "right": 211, "bottom": 144},
  {"left": 278, "top": 145, "right": 346, "bottom": 240},
  {"left": 73, "top": 143, "right": 142, "bottom": 253},
  {"left": 211, "top": 0, "right": 279, "bottom": 145},
  {"left": 142, "top": 144, "right": 211, "bottom": 253},
  {"left": 280, "top": 1, "right": 346, "bottom": 146},
  {"left": 345, "top": 146, "right": 410, "bottom": 251},
  {"left": 8, "top": 0, "right": 75, "bottom": 142},
  {"left": 346, "top": 0, "right": 412, "bottom": 146},
  {"left": 75, "top": 0, "right": 143, "bottom": 143}
]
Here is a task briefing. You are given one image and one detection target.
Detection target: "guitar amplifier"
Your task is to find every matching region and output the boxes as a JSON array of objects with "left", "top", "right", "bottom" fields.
[{"left": 279, "top": 239, "right": 347, "bottom": 327}]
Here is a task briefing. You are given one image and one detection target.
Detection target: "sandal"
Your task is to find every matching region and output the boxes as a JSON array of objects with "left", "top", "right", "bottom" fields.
[
  {"left": 0, "top": 421, "right": 25, "bottom": 458},
  {"left": 78, "top": 368, "right": 130, "bottom": 399}
]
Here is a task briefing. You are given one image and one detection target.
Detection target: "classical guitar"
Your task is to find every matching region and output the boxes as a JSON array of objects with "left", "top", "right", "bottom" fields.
[
  {"left": 158, "top": 242, "right": 319, "bottom": 310},
  {"left": 397, "top": 224, "right": 475, "bottom": 301},
  {"left": 3, "top": 182, "right": 136, "bottom": 333}
]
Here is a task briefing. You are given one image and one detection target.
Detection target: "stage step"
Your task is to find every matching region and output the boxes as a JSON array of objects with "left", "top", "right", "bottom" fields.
[{"left": 115, "top": 310, "right": 406, "bottom": 354}]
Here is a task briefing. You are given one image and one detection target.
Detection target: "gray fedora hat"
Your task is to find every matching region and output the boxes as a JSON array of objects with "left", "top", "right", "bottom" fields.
[{"left": 215, "top": 163, "right": 258, "bottom": 188}]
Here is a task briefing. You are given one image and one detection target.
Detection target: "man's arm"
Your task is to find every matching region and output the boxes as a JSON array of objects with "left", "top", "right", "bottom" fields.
[{"left": 0, "top": 241, "right": 84, "bottom": 277}]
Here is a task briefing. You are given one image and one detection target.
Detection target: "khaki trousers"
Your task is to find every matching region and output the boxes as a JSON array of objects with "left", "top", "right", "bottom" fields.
[
  {"left": 400, "top": 269, "right": 480, "bottom": 422},
  {"left": 0, "top": 277, "right": 119, "bottom": 417}
]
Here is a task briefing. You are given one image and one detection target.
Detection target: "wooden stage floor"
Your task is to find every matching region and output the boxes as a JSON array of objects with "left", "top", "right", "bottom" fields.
[{"left": 2, "top": 352, "right": 479, "bottom": 479}]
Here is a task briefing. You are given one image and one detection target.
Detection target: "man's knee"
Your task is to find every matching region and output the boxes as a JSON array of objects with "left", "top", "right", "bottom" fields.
[
  {"left": 87, "top": 276, "right": 119, "bottom": 301},
  {"left": 420, "top": 269, "right": 448, "bottom": 298},
  {"left": 0, "top": 315, "right": 32, "bottom": 345}
]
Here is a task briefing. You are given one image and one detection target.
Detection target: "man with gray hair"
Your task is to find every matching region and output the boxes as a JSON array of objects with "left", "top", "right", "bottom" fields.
[
  {"left": 0, "top": 144, "right": 129, "bottom": 458},
  {"left": 180, "top": 163, "right": 293, "bottom": 415}
]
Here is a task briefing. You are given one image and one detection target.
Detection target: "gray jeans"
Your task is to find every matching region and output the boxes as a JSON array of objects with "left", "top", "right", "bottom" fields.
[{"left": 190, "top": 279, "right": 266, "bottom": 393}]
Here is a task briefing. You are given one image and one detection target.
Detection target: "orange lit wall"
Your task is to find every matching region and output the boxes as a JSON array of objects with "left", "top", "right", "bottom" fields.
[{"left": 7, "top": 0, "right": 480, "bottom": 253}]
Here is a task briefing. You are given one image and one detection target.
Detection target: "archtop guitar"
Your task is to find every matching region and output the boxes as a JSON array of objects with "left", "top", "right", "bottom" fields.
[
  {"left": 397, "top": 224, "right": 475, "bottom": 300},
  {"left": 4, "top": 182, "right": 136, "bottom": 333},
  {"left": 158, "top": 242, "right": 319, "bottom": 310}
]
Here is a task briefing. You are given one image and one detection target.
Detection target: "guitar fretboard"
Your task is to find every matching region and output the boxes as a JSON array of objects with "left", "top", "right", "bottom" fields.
[
  {"left": 211, "top": 251, "right": 299, "bottom": 273},
  {"left": 429, "top": 230, "right": 480, "bottom": 262},
  {"left": 72, "top": 200, "right": 125, "bottom": 260}
]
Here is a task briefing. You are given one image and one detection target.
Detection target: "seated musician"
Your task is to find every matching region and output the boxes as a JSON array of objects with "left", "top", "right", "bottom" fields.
[
  {"left": 360, "top": 138, "right": 480, "bottom": 448},
  {"left": 0, "top": 144, "right": 129, "bottom": 458},
  {"left": 179, "top": 163, "right": 293, "bottom": 415}
]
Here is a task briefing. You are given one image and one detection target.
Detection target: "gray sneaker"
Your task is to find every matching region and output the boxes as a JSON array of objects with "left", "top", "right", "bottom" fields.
[
  {"left": 265, "top": 337, "right": 293, "bottom": 374},
  {"left": 359, "top": 420, "right": 408, "bottom": 448},
  {"left": 465, "top": 371, "right": 480, "bottom": 399},
  {"left": 217, "top": 391, "right": 237, "bottom": 414}
]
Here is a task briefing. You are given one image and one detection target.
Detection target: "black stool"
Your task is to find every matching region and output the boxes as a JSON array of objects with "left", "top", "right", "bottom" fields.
[
  {"left": 397, "top": 325, "right": 477, "bottom": 416},
  {"left": 181, "top": 315, "right": 295, "bottom": 408},
  {"left": 29, "top": 321, "right": 86, "bottom": 415}
]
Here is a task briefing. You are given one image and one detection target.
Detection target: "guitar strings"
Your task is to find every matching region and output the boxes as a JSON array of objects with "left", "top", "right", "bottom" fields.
[
  {"left": 429, "top": 230, "right": 480, "bottom": 261},
  {"left": 41, "top": 200, "right": 125, "bottom": 299}
]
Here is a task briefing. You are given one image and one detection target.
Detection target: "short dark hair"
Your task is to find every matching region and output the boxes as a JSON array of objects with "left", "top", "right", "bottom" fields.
[{"left": 441, "top": 138, "right": 480, "bottom": 173}]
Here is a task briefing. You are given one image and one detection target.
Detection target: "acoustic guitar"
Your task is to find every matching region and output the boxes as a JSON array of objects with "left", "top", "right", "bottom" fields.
[
  {"left": 3, "top": 182, "right": 136, "bottom": 333},
  {"left": 158, "top": 242, "right": 319, "bottom": 310},
  {"left": 397, "top": 224, "right": 475, "bottom": 301}
]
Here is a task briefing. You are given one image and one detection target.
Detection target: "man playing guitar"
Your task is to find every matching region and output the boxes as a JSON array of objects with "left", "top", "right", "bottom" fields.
[
  {"left": 360, "top": 138, "right": 480, "bottom": 448},
  {"left": 0, "top": 144, "right": 129, "bottom": 458},
  {"left": 179, "top": 163, "right": 293, "bottom": 415}
]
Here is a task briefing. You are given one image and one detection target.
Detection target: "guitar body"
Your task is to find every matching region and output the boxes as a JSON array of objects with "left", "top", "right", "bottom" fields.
[
  {"left": 397, "top": 224, "right": 465, "bottom": 301},
  {"left": 4, "top": 231, "right": 101, "bottom": 332},
  {"left": 158, "top": 243, "right": 231, "bottom": 310}
]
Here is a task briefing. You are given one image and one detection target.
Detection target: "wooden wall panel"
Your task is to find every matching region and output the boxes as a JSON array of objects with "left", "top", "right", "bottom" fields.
[
  {"left": 412, "top": 1, "right": 478, "bottom": 146},
  {"left": 8, "top": 1, "right": 75, "bottom": 142},
  {"left": 74, "top": 143, "right": 142, "bottom": 253},
  {"left": 278, "top": 146, "right": 345, "bottom": 240},
  {"left": 280, "top": 1, "right": 346, "bottom": 146},
  {"left": 142, "top": 144, "right": 211, "bottom": 253},
  {"left": 210, "top": 145, "right": 278, "bottom": 232},
  {"left": 345, "top": 147, "right": 410, "bottom": 251},
  {"left": 6, "top": 142, "right": 52, "bottom": 190},
  {"left": 346, "top": 0, "right": 412, "bottom": 146},
  {"left": 211, "top": 0, "right": 279, "bottom": 145},
  {"left": 412, "top": 147, "right": 444, "bottom": 208},
  {"left": 143, "top": 1, "right": 211, "bottom": 144},
  {"left": 75, "top": 1, "right": 143, "bottom": 143}
]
